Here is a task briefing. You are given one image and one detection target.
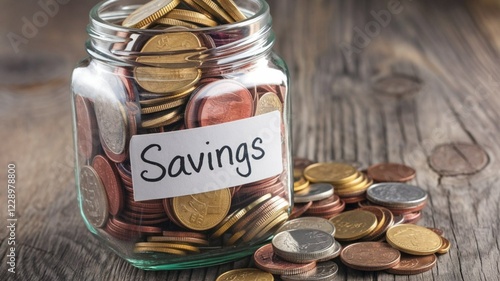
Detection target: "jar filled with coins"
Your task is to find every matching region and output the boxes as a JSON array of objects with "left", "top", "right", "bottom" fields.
[{"left": 70, "top": 0, "right": 291, "bottom": 270}]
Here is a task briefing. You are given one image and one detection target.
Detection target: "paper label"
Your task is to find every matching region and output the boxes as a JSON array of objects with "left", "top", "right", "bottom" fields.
[{"left": 130, "top": 111, "right": 283, "bottom": 201}]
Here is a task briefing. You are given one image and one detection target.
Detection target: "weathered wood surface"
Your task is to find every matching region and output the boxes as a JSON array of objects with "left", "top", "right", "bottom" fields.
[{"left": 1, "top": 0, "right": 499, "bottom": 280}]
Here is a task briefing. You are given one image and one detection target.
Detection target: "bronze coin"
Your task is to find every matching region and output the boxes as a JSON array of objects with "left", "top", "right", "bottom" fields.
[
  {"left": 341, "top": 194, "right": 367, "bottom": 204},
  {"left": 427, "top": 227, "right": 444, "bottom": 236},
  {"left": 403, "top": 211, "right": 422, "bottom": 224},
  {"left": 92, "top": 155, "right": 124, "bottom": 216},
  {"left": 340, "top": 242, "right": 401, "bottom": 271},
  {"left": 385, "top": 253, "right": 437, "bottom": 275},
  {"left": 110, "top": 217, "right": 162, "bottom": 234},
  {"left": 254, "top": 243, "right": 317, "bottom": 275},
  {"left": 367, "top": 163, "right": 416, "bottom": 183},
  {"left": 74, "top": 95, "right": 99, "bottom": 160},
  {"left": 289, "top": 201, "right": 313, "bottom": 219},
  {"left": 105, "top": 222, "right": 141, "bottom": 241},
  {"left": 163, "top": 230, "right": 206, "bottom": 240},
  {"left": 197, "top": 80, "right": 253, "bottom": 127},
  {"left": 307, "top": 194, "right": 341, "bottom": 213}
]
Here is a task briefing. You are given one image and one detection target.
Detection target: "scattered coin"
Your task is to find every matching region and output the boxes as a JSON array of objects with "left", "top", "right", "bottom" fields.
[
  {"left": 216, "top": 268, "right": 273, "bottom": 281},
  {"left": 272, "top": 229, "right": 336, "bottom": 263},
  {"left": 281, "top": 261, "right": 339, "bottom": 281},
  {"left": 367, "top": 162, "right": 416, "bottom": 183},
  {"left": 254, "top": 243, "right": 317, "bottom": 275},
  {"left": 386, "top": 224, "right": 443, "bottom": 255},
  {"left": 385, "top": 253, "right": 437, "bottom": 275},
  {"left": 329, "top": 210, "right": 377, "bottom": 241},
  {"left": 340, "top": 242, "right": 401, "bottom": 271}
]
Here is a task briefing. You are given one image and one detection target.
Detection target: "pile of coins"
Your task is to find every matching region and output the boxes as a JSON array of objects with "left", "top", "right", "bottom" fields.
[
  {"left": 75, "top": 0, "right": 291, "bottom": 258},
  {"left": 215, "top": 160, "right": 451, "bottom": 280}
]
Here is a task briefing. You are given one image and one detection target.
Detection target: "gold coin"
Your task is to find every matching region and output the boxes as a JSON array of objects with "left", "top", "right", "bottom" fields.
[
  {"left": 135, "top": 242, "right": 200, "bottom": 252},
  {"left": 137, "top": 32, "right": 204, "bottom": 65},
  {"left": 216, "top": 0, "right": 246, "bottom": 22},
  {"left": 166, "top": 9, "right": 219, "bottom": 27},
  {"left": 141, "top": 97, "right": 188, "bottom": 114},
  {"left": 437, "top": 236, "right": 451, "bottom": 254},
  {"left": 335, "top": 177, "right": 372, "bottom": 197},
  {"left": 254, "top": 212, "right": 289, "bottom": 240},
  {"left": 334, "top": 172, "right": 364, "bottom": 189},
  {"left": 255, "top": 92, "right": 283, "bottom": 115},
  {"left": 133, "top": 246, "right": 186, "bottom": 255},
  {"left": 139, "top": 87, "right": 195, "bottom": 105},
  {"left": 172, "top": 188, "right": 232, "bottom": 231},
  {"left": 147, "top": 235, "right": 210, "bottom": 246},
  {"left": 216, "top": 268, "right": 274, "bottom": 281},
  {"left": 193, "top": 0, "right": 234, "bottom": 23},
  {"left": 242, "top": 198, "right": 289, "bottom": 242},
  {"left": 293, "top": 177, "right": 309, "bottom": 192},
  {"left": 141, "top": 107, "right": 183, "bottom": 128},
  {"left": 225, "top": 230, "right": 246, "bottom": 246},
  {"left": 386, "top": 224, "right": 443, "bottom": 255},
  {"left": 122, "top": 0, "right": 180, "bottom": 28},
  {"left": 155, "top": 17, "right": 200, "bottom": 28},
  {"left": 134, "top": 67, "right": 201, "bottom": 94},
  {"left": 211, "top": 193, "right": 271, "bottom": 239},
  {"left": 329, "top": 209, "right": 378, "bottom": 241},
  {"left": 304, "top": 162, "right": 358, "bottom": 185},
  {"left": 182, "top": 0, "right": 216, "bottom": 20}
]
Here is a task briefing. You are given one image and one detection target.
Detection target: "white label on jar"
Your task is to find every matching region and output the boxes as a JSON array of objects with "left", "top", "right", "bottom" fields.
[{"left": 130, "top": 111, "right": 283, "bottom": 201}]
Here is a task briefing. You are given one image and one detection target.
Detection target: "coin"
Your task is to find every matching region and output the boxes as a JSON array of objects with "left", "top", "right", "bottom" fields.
[
  {"left": 216, "top": 268, "right": 273, "bottom": 281},
  {"left": 272, "top": 229, "right": 336, "bottom": 263},
  {"left": 367, "top": 162, "right": 416, "bottom": 182},
  {"left": 281, "top": 261, "right": 338, "bottom": 281},
  {"left": 155, "top": 17, "right": 200, "bottom": 28},
  {"left": 122, "top": 0, "right": 180, "bottom": 28},
  {"left": 386, "top": 224, "right": 443, "bottom": 255},
  {"left": 147, "top": 236, "right": 209, "bottom": 246},
  {"left": 165, "top": 9, "right": 218, "bottom": 27},
  {"left": 137, "top": 32, "right": 204, "bottom": 65},
  {"left": 276, "top": 217, "right": 336, "bottom": 236},
  {"left": 133, "top": 246, "right": 187, "bottom": 255},
  {"left": 135, "top": 242, "right": 200, "bottom": 252},
  {"left": 241, "top": 198, "right": 289, "bottom": 242},
  {"left": 254, "top": 243, "right": 317, "bottom": 275},
  {"left": 192, "top": 0, "right": 234, "bottom": 23},
  {"left": 385, "top": 253, "right": 437, "bottom": 275},
  {"left": 74, "top": 95, "right": 99, "bottom": 160},
  {"left": 304, "top": 162, "right": 358, "bottom": 185},
  {"left": 197, "top": 80, "right": 254, "bottom": 127},
  {"left": 294, "top": 183, "right": 334, "bottom": 203},
  {"left": 255, "top": 92, "right": 282, "bottom": 115},
  {"left": 172, "top": 188, "right": 231, "bottom": 230},
  {"left": 92, "top": 155, "right": 123, "bottom": 216},
  {"left": 94, "top": 94, "right": 128, "bottom": 159},
  {"left": 216, "top": 0, "right": 246, "bottom": 22},
  {"left": 340, "top": 242, "right": 401, "bottom": 271},
  {"left": 289, "top": 201, "right": 313, "bottom": 219},
  {"left": 80, "top": 166, "right": 109, "bottom": 228},
  {"left": 366, "top": 182, "right": 427, "bottom": 208},
  {"left": 329, "top": 209, "right": 377, "bottom": 241},
  {"left": 134, "top": 67, "right": 201, "bottom": 94},
  {"left": 437, "top": 236, "right": 451, "bottom": 254}
]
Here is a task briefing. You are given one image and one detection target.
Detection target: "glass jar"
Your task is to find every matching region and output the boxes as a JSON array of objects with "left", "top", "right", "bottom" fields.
[{"left": 70, "top": 0, "right": 291, "bottom": 270}]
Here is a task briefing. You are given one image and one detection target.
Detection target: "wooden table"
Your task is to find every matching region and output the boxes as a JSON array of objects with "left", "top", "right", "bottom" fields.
[{"left": 1, "top": 0, "right": 499, "bottom": 280}]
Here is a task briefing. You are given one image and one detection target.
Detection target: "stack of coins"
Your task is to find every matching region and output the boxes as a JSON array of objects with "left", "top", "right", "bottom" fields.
[{"left": 76, "top": 0, "right": 292, "bottom": 257}]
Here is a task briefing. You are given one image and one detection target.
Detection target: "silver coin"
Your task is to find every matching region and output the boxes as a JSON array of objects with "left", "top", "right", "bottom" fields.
[
  {"left": 272, "top": 229, "right": 335, "bottom": 263},
  {"left": 366, "top": 182, "right": 427, "bottom": 208},
  {"left": 80, "top": 165, "right": 109, "bottom": 228},
  {"left": 281, "top": 261, "right": 339, "bottom": 281},
  {"left": 276, "top": 217, "right": 336, "bottom": 236},
  {"left": 94, "top": 94, "right": 127, "bottom": 155},
  {"left": 317, "top": 240, "right": 342, "bottom": 261},
  {"left": 294, "top": 183, "right": 334, "bottom": 203}
]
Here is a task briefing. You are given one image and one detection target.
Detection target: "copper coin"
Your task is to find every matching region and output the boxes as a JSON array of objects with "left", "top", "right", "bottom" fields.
[
  {"left": 74, "top": 95, "right": 99, "bottom": 160},
  {"left": 92, "top": 155, "right": 124, "bottom": 216},
  {"left": 367, "top": 163, "right": 416, "bottom": 182},
  {"left": 254, "top": 243, "right": 317, "bottom": 275},
  {"left": 307, "top": 194, "right": 341, "bottom": 213},
  {"left": 427, "top": 227, "right": 444, "bottom": 236},
  {"left": 386, "top": 253, "right": 437, "bottom": 275},
  {"left": 110, "top": 217, "right": 162, "bottom": 234},
  {"left": 340, "top": 242, "right": 401, "bottom": 271},
  {"left": 289, "top": 201, "right": 313, "bottom": 219},
  {"left": 196, "top": 80, "right": 253, "bottom": 127}
]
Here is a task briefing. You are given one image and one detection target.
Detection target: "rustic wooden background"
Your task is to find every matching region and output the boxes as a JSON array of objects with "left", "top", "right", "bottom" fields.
[{"left": 1, "top": 0, "right": 499, "bottom": 280}]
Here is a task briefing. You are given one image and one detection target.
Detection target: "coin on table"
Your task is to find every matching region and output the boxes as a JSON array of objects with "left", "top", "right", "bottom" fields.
[
  {"left": 172, "top": 188, "right": 231, "bottom": 231},
  {"left": 294, "top": 183, "right": 334, "bottom": 203},
  {"left": 272, "top": 229, "right": 336, "bottom": 263},
  {"left": 385, "top": 253, "right": 437, "bottom": 275},
  {"left": 329, "top": 209, "right": 377, "bottom": 241},
  {"left": 340, "top": 242, "right": 400, "bottom": 271},
  {"left": 437, "top": 236, "right": 451, "bottom": 254},
  {"left": 122, "top": 0, "right": 180, "bottom": 28},
  {"left": 366, "top": 182, "right": 427, "bottom": 208},
  {"left": 386, "top": 224, "right": 443, "bottom": 255},
  {"left": 281, "top": 261, "right": 339, "bottom": 281},
  {"left": 304, "top": 162, "right": 358, "bottom": 185},
  {"left": 254, "top": 243, "right": 317, "bottom": 275},
  {"left": 255, "top": 92, "right": 283, "bottom": 115},
  {"left": 276, "top": 217, "right": 336, "bottom": 236},
  {"left": 80, "top": 165, "right": 109, "bottom": 228},
  {"left": 196, "top": 80, "right": 254, "bottom": 127},
  {"left": 367, "top": 162, "right": 416, "bottom": 182},
  {"left": 216, "top": 268, "right": 273, "bottom": 281}
]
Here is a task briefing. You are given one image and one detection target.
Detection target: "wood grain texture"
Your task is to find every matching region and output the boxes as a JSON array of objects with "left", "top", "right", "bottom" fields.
[{"left": 1, "top": 0, "right": 500, "bottom": 280}]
